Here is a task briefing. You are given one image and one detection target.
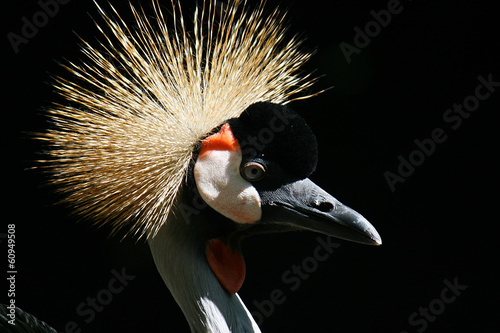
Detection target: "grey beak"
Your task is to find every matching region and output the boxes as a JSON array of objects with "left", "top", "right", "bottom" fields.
[{"left": 261, "top": 178, "right": 382, "bottom": 246}]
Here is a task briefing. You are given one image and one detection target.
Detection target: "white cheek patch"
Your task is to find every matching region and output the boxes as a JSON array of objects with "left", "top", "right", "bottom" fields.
[{"left": 194, "top": 148, "right": 262, "bottom": 224}]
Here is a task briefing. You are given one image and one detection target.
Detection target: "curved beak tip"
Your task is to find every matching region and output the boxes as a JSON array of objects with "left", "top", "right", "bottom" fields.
[
  {"left": 353, "top": 226, "right": 382, "bottom": 246},
  {"left": 360, "top": 221, "right": 382, "bottom": 246}
]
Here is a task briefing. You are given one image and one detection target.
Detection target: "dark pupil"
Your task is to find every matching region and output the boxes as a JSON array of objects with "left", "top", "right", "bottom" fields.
[{"left": 242, "top": 164, "right": 264, "bottom": 181}]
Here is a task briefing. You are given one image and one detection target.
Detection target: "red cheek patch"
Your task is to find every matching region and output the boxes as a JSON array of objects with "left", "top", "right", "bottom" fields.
[
  {"left": 206, "top": 238, "right": 246, "bottom": 295},
  {"left": 200, "top": 123, "right": 239, "bottom": 156}
]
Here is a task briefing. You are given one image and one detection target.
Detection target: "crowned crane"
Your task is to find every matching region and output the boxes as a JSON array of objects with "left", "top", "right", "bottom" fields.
[{"left": 5, "top": 0, "right": 382, "bottom": 332}]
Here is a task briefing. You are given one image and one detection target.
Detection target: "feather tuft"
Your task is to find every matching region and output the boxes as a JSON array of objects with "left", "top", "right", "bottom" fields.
[{"left": 37, "top": 0, "right": 319, "bottom": 239}]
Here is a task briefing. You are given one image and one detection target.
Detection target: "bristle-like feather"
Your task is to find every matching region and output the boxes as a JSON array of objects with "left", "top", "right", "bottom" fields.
[{"left": 37, "top": 0, "right": 319, "bottom": 239}]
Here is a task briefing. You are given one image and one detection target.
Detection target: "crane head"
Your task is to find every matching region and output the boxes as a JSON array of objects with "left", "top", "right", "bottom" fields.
[
  {"left": 192, "top": 102, "right": 381, "bottom": 295},
  {"left": 38, "top": 2, "right": 382, "bottom": 326}
]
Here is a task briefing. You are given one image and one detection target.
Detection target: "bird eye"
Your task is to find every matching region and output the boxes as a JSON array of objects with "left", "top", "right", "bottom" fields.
[{"left": 241, "top": 162, "right": 266, "bottom": 182}]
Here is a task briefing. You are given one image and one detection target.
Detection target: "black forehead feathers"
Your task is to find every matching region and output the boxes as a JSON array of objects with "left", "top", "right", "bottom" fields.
[{"left": 228, "top": 102, "right": 318, "bottom": 178}]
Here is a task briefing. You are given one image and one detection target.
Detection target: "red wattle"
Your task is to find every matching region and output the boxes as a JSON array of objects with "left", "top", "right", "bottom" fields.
[{"left": 206, "top": 238, "right": 246, "bottom": 295}]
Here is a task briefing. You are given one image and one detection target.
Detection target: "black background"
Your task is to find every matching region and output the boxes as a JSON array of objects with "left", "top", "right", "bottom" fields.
[{"left": 3, "top": 0, "right": 498, "bottom": 332}]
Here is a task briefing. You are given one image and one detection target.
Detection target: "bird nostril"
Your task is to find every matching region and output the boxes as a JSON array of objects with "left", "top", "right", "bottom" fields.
[{"left": 311, "top": 200, "right": 334, "bottom": 212}]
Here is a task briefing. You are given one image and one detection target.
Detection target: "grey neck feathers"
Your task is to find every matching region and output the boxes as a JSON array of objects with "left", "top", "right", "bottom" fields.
[{"left": 148, "top": 205, "right": 261, "bottom": 333}]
